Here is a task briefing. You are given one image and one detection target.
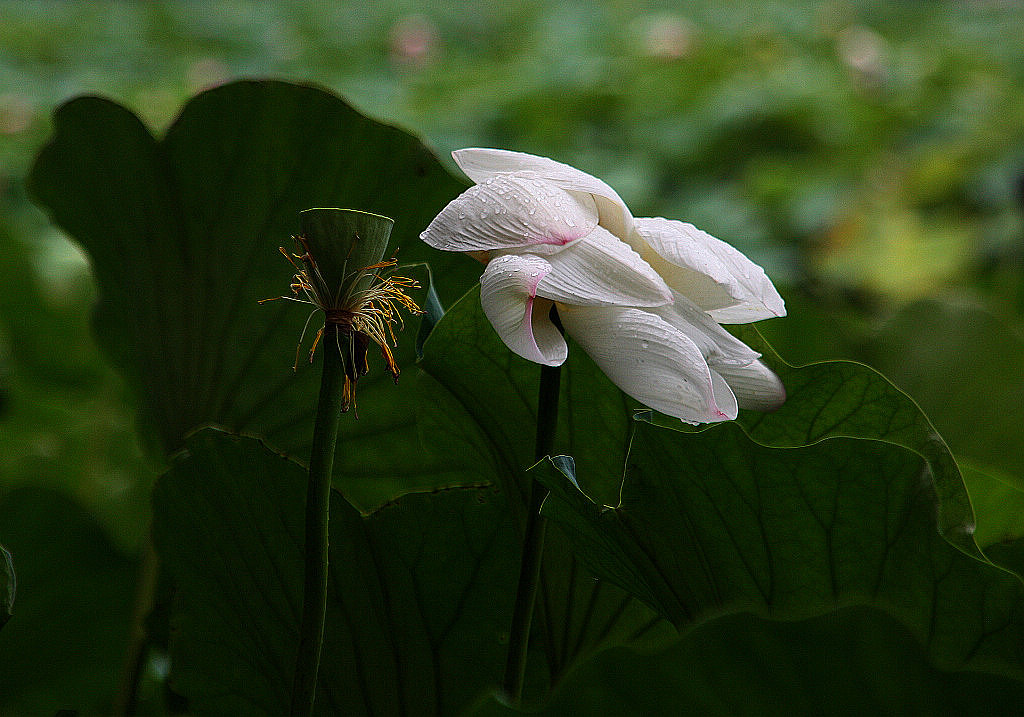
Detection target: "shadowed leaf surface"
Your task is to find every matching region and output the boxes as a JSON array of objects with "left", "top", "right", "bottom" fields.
[
  {"left": 0, "top": 488, "right": 136, "bottom": 716},
  {"left": 537, "top": 423, "right": 1024, "bottom": 679},
  {"left": 153, "top": 429, "right": 519, "bottom": 716},
  {"left": 473, "top": 606, "right": 1024, "bottom": 716},
  {"left": 28, "top": 80, "right": 478, "bottom": 508},
  {"left": 733, "top": 326, "right": 978, "bottom": 558}
]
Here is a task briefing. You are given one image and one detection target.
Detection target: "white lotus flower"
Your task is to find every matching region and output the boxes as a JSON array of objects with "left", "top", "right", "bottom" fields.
[{"left": 420, "top": 148, "right": 787, "bottom": 424}]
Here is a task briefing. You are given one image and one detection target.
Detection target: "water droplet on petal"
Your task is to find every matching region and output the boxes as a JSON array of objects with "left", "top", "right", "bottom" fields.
[
  {"left": 457, "top": 212, "right": 466, "bottom": 219},
  {"left": 641, "top": 340, "right": 650, "bottom": 350},
  {"left": 530, "top": 271, "right": 538, "bottom": 277}
]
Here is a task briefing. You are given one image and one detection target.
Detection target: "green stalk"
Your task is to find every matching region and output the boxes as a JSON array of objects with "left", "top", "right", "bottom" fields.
[
  {"left": 114, "top": 539, "right": 159, "bottom": 717},
  {"left": 501, "top": 360, "right": 562, "bottom": 704},
  {"left": 290, "top": 324, "right": 346, "bottom": 717}
]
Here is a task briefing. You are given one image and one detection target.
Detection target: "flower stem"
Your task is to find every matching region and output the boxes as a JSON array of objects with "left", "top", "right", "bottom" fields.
[
  {"left": 113, "top": 539, "right": 159, "bottom": 717},
  {"left": 501, "top": 360, "right": 561, "bottom": 704},
  {"left": 290, "top": 324, "right": 346, "bottom": 717}
]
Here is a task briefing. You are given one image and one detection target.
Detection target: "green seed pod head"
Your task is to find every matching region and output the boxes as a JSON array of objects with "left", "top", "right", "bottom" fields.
[{"left": 299, "top": 208, "right": 394, "bottom": 308}]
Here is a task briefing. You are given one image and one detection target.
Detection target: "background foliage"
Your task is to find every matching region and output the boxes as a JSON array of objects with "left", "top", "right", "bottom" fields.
[{"left": 2, "top": 1, "right": 1023, "bottom": 714}]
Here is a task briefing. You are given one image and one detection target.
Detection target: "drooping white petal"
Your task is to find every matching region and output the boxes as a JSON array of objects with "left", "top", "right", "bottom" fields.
[
  {"left": 712, "top": 359, "right": 786, "bottom": 411},
  {"left": 558, "top": 305, "right": 737, "bottom": 424},
  {"left": 649, "top": 291, "right": 761, "bottom": 367},
  {"left": 453, "top": 148, "right": 634, "bottom": 237},
  {"left": 420, "top": 174, "right": 598, "bottom": 254},
  {"left": 519, "top": 225, "right": 673, "bottom": 307},
  {"left": 632, "top": 217, "right": 786, "bottom": 323},
  {"left": 480, "top": 254, "right": 567, "bottom": 366},
  {"left": 710, "top": 369, "right": 739, "bottom": 420}
]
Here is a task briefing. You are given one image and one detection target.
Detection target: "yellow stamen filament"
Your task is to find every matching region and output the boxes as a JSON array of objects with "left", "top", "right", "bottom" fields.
[{"left": 262, "top": 240, "right": 423, "bottom": 380}]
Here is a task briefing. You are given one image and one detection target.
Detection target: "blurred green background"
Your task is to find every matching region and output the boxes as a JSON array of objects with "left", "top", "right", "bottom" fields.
[{"left": 1, "top": 0, "right": 1023, "bottom": 712}]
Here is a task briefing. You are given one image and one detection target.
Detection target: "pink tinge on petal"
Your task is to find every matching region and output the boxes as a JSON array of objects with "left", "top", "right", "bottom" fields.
[
  {"left": 480, "top": 254, "right": 567, "bottom": 366},
  {"left": 420, "top": 175, "right": 599, "bottom": 254},
  {"left": 558, "top": 304, "right": 736, "bottom": 424},
  {"left": 547, "top": 233, "right": 583, "bottom": 246}
]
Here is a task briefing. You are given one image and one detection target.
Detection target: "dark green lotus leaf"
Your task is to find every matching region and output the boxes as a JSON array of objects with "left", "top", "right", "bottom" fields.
[
  {"left": 724, "top": 324, "right": 980, "bottom": 559},
  {"left": 537, "top": 423, "right": 1024, "bottom": 680},
  {"left": 0, "top": 488, "right": 137, "bottom": 715},
  {"left": 28, "top": 80, "right": 478, "bottom": 506},
  {"left": 153, "top": 428, "right": 519, "bottom": 716},
  {"left": 473, "top": 606, "right": 1024, "bottom": 716}
]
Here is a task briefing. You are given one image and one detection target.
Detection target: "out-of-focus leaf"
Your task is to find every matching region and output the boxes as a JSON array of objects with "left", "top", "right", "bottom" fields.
[
  {"left": 473, "top": 607, "right": 1024, "bottom": 716},
  {"left": 0, "top": 488, "right": 137, "bottom": 716},
  {"left": 0, "top": 543, "right": 13, "bottom": 630},
  {"left": 153, "top": 428, "right": 519, "bottom": 716},
  {"left": 961, "top": 463, "right": 1024, "bottom": 549},
  {"left": 859, "top": 297, "right": 1024, "bottom": 483},
  {"left": 537, "top": 423, "right": 1024, "bottom": 679},
  {"left": 28, "top": 80, "right": 478, "bottom": 508},
  {"left": 813, "top": 199, "right": 974, "bottom": 300}
]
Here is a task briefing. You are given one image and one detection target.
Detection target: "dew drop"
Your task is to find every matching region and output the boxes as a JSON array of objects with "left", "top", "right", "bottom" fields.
[
  {"left": 458, "top": 212, "right": 466, "bottom": 219},
  {"left": 530, "top": 271, "right": 539, "bottom": 277},
  {"left": 640, "top": 340, "right": 650, "bottom": 350}
]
